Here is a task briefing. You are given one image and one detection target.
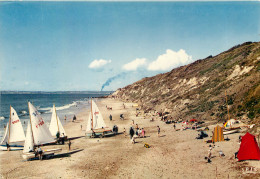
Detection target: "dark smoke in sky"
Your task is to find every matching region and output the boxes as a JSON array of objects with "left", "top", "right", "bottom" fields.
[{"left": 101, "top": 72, "right": 126, "bottom": 91}]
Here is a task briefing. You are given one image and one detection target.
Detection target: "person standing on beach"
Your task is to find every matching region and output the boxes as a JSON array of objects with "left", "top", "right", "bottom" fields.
[
  {"left": 157, "top": 126, "right": 160, "bottom": 137},
  {"left": 68, "top": 139, "right": 72, "bottom": 151},
  {"left": 6, "top": 142, "right": 10, "bottom": 151},
  {"left": 142, "top": 128, "right": 145, "bottom": 138},
  {"left": 37, "top": 146, "right": 43, "bottom": 160},
  {"left": 64, "top": 115, "right": 67, "bottom": 121},
  {"left": 81, "top": 125, "right": 82, "bottom": 130},
  {"left": 109, "top": 114, "right": 112, "bottom": 121},
  {"left": 123, "top": 128, "right": 126, "bottom": 136},
  {"left": 56, "top": 131, "right": 60, "bottom": 140},
  {"left": 73, "top": 115, "right": 76, "bottom": 122},
  {"left": 129, "top": 127, "right": 134, "bottom": 139}
]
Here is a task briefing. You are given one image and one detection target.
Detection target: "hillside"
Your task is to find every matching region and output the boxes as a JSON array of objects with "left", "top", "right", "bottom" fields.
[{"left": 112, "top": 42, "right": 260, "bottom": 126}]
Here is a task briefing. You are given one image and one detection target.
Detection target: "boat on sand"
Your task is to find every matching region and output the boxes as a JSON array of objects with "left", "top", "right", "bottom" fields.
[
  {"left": 0, "top": 106, "right": 25, "bottom": 150},
  {"left": 85, "top": 99, "right": 114, "bottom": 138},
  {"left": 22, "top": 102, "right": 61, "bottom": 160}
]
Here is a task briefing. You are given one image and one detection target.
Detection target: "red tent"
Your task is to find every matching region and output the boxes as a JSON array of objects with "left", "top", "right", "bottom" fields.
[
  {"left": 237, "top": 132, "right": 260, "bottom": 161},
  {"left": 189, "top": 119, "right": 197, "bottom": 122}
]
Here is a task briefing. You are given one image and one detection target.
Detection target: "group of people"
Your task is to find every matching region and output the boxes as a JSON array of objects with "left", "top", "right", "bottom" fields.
[{"left": 129, "top": 124, "right": 147, "bottom": 144}]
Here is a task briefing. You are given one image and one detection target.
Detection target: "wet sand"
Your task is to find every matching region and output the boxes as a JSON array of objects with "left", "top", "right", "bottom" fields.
[{"left": 0, "top": 98, "right": 259, "bottom": 179}]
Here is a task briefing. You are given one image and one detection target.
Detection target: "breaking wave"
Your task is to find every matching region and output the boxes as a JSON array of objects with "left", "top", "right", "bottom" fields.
[
  {"left": 40, "top": 101, "right": 78, "bottom": 113},
  {"left": 0, "top": 116, "right": 5, "bottom": 120}
]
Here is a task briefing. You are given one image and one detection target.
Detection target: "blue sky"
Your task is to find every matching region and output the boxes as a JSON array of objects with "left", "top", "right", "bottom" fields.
[{"left": 0, "top": 1, "right": 259, "bottom": 91}]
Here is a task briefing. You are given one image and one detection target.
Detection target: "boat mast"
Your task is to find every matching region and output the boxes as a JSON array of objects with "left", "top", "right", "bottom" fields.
[
  {"left": 8, "top": 105, "right": 11, "bottom": 144},
  {"left": 225, "top": 90, "right": 231, "bottom": 123},
  {"left": 54, "top": 104, "right": 60, "bottom": 133},
  {"left": 28, "top": 102, "right": 35, "bottom": 149},
  {"left": 91, "top": 98, "right": 94, "bottom": 131}
]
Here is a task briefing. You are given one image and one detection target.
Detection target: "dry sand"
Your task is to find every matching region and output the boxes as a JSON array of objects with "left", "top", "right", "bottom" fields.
[{"left": 0, "top": 98, "right": 259, "bottom": 179}]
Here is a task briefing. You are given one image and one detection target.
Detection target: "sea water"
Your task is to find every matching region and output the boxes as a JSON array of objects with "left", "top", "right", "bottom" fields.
[{"left": 0, "top": 92, "right": 112, "bottom": 139}]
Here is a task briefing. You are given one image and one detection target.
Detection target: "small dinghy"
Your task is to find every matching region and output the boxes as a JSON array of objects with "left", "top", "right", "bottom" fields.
[
  {"left": 22, "top": 102, "right": 61, "bottom": 160},
  {"left": 85, "top": 99, "right": 114, "bottom": 138},
  {"left": 0, "top": 106, "right": 25, "bottom": 150}
]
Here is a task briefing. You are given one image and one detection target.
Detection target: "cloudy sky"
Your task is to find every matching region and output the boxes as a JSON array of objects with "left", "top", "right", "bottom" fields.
[{"left": 0, "top": 1, "right": 259, "bottom": 91}]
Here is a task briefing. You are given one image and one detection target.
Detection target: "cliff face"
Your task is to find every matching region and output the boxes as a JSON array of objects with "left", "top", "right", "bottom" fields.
[{"left": 112, "top": 42, "right": 260, "bottom": 124}]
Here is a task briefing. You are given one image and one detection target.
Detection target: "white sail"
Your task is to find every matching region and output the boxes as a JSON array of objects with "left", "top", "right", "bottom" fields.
[
  {"left": 49, "top": 104, "right": 66, "bottom": 137},
  {"left": 86, "top": 112, "right": 92, "bottom": 132},
  {"left": 23, "top": 122, "right": 34, "bottom": 153},
  {"left": 92, "top": 100, "right": 106, "bottom": 129},
  {"left": 0, "top": 106, "right": 25, "bottom": 145},
  {"left": 9, "top": 107, "right": 25, "bottom": 143},
  {"left": 0, "top": 123, "right": 8, "bottom": 145},
  {"left": 28, "top": 102, "right": 54, "bottom": 145}
]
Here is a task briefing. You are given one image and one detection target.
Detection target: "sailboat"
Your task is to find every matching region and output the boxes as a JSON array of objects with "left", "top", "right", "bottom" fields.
[
  {"left": 0, "top": 106, "right": 25, "bottom": 150},
  {"left": 49, "top": 104, "right": 67, "bottom": 139},
  {"left": 22, "top": 102, "right": 61, "bottom": 160},
  {"left": 86, "top": 99, "right": 113, "bottom": 138}
]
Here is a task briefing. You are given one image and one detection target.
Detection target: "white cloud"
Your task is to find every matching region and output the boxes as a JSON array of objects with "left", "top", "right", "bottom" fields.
[
  {"left": 147, "top": 49, "right": 192, "bottom": 71},
  {"left": 88, "top": 59, "right": 111, "bottom": 69},
  {"left": 122, "top": 58, "right": 147, "bottom": 71}
]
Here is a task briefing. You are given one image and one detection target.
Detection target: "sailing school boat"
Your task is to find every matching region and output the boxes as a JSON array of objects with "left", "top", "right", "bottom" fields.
[
  {"left": 85, "top": 99, "right": 113, "bottom": 138},
  {"left": 22, "top": 102, "right": 61, "bottom": 160},
  {"left": 0, "top": 106, "right": 25, "bottom": 150},
  {"left": 49, "top": 104, "right": 67, "bottom": 140}
]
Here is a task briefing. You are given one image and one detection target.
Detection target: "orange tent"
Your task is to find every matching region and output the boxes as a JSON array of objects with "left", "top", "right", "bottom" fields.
[{"left": 212, "top": 125, "right": 224, "bottom": 142}]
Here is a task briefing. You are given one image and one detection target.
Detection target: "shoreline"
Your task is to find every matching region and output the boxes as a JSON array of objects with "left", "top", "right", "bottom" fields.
[{"left": 0, "top": 97, "right": 259, "bottom": 178}]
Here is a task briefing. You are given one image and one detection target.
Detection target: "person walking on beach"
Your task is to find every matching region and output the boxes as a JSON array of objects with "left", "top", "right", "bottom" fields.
[
  {"left": 129, "top": 127, "right": 134, "bottom": 139},
  {"left": 68, "top": 139, "right": 72, "bottom": 151},
  {"left": 157, "top": 126, "right": 160, "bottom": 137},
  {"left": 64, "top": 115, "right": 67, "bottom": 121},
  {"left": 81, "top": 125, "right": 82, "bottom": 130},
  {"left": 109, "top": 114, "right": 112, "bottom": 121}
]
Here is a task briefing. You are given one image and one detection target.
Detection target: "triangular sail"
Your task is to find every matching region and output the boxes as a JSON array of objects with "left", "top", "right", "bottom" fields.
[
  {"left": 0, "top": 106, "right": 25, "bottom": 145},
  {"left": 49, "top": 104, "right": 66, "bottom": 137},
  {"left": 23, "top": 122, "right": 34, "bottom": 153},
  {"left": 8, "top": 107, "right": 25, "bottom": 143},
  {"left": 28, "top": 102, "right": 54, "bottom": 145},
  {"left": 91, "top": 100, "right": 106, "bottom": 129},
  {"left": 0, "top": 123, "right": 9, "bottom": 145}
]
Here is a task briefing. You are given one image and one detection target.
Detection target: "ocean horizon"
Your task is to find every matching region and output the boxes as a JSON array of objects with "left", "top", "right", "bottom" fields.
[{"left": 0, "top": 91, "right": 113, "bottom": 139}]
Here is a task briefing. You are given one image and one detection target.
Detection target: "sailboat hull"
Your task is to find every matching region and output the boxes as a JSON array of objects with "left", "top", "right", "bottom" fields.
[
  {"left": 22, "top": 148, "right": 62, "bottom": 160},
  {"left": 0, "top": 146, "right": 23, "bottom": 151},
  {"left": 86, "top": 129, "right": 114, "bottom": 138}
]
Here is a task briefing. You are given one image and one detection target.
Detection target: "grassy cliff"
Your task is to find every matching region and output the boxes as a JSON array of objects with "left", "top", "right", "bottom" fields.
[{"left": 112, "top": 42, "right": 260, "bottom": 125}]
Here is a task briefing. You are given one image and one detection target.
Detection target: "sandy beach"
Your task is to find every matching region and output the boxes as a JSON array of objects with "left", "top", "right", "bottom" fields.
[{"left": 0, "top": 98, "right": 259, "bottom": 179}]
